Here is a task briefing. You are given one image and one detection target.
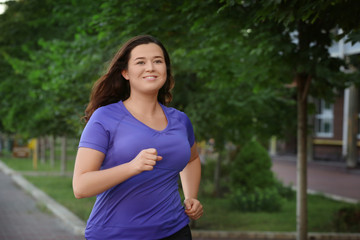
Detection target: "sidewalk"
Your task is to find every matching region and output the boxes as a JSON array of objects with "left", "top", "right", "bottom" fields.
[
  {"left": 0, "top": 169, "right": 84, "bottom": 240},
  {"left": 272, "top": 155, "right": 360, "bottom": 202}
]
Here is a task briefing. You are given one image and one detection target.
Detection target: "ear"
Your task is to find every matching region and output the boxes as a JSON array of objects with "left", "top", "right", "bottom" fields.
[{"left": 121, "top": 70, "right": 129, "bottom": 80}]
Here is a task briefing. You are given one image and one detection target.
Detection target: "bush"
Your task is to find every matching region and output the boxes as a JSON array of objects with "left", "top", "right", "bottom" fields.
[
  {"left": 274, "top": 179, "right": 295, "bottom": 200},
  {"left": 332, "top": 204, "right": 360, "bottom": 232},
  {"left": 229, "top": 187, "right": 283, "bottom": 212},
  {"left": 230, "top": 139, "right": 276, "bottom": 192}
]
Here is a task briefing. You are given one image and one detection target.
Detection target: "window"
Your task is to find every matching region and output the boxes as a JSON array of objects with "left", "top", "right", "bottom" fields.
[{"left": 315, "top": 100, "right": 334, "bottom": 138}]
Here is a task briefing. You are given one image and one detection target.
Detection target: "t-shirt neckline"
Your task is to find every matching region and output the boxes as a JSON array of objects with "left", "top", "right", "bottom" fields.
[{"left": 119, "top": 101, "right": 170, "bottom": 133}]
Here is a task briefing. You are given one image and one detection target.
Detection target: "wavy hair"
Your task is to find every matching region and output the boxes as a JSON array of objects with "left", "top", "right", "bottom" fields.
[{"left": 83, "top": 35, "right": 174, "bottom": 122}]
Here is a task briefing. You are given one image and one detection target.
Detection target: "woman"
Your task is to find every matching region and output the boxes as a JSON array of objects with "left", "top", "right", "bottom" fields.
[{"left": 73, "top": 35, "right": 203, "bottom": 240}]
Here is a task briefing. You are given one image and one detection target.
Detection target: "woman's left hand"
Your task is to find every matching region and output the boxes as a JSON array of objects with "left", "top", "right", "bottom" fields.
[{"left": 184, "top": 198, "right": 203, "bottom": 220}]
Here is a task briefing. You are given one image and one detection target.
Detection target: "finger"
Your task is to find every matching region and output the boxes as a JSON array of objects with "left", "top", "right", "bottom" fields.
[
  {"left": 146, "top": 160, "right": 157, "bottom": 166},
  {"left": 147, "top": 154, "right": 162, "bottom": 161},
  {"left": 146, "top": 148, "right": 157, "bottom": 155},
  {"left": 145, "top": 153, "right": 158, "bottom": 161},
  {"left": 185, "top": 202, "right": 202, "bottom": 215},
  {"left": 189, "top": 208, "right": 203, "bottom": 220},
  {"left": 184, "top": 200, "right": 193, "bottom": 211}
]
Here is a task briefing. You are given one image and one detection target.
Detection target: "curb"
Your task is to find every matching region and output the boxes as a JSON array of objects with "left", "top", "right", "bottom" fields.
[
  {"left": 1, "top": 160, "right": 360, "bottom": 239},
  {"left": 0, "top": 161, "right": 86, "bottom": 236},
  {"left": 192, "top": 230, "right": 360, "bottom": 239},
  {"left": 306, "top": 189, "right": 359, "bottom": 204}
]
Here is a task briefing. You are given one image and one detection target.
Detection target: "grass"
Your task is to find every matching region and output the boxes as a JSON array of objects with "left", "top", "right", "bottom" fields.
[
  {"left": 22, "top": 174, "right": 355, "bottom": 232},
  {"left": 26, "top": 175, "right": 95, "bottom": 221},
  {"left": 195, "top": 193, "right": 353, "bottom": 232},
  {"left": 1, "top": 150, "right": 76, "bottom": 172},
  {"left": 1, "top": 157, "right": 76, "bottom": 172},
  {"left": 0, "top": 155, "right": 357, "bottom": 232}
]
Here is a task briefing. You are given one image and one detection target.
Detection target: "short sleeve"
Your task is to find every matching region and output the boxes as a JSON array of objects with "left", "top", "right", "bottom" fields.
[
  {"left": 180, "top": 112, "right": 195, "bottom": 147},
  {"left": 78, "top": 112, "right": 109, "bottom": 154}
]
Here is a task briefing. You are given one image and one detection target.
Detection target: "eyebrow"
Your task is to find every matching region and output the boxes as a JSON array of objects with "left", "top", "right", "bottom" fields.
[{"left": 134, "top": 56, "right": 164, "bottom": 61}]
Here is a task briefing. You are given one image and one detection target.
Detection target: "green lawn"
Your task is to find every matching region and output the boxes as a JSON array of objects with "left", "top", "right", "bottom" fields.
[
  {"left": 22, "top": 174, "right": 354, "bottom": 232},
  {"left": 1, "top": 156, "right": 76, "bottom": 172},
  {"left": 195, "top": 193, "right": 352, "bottom": 232}
]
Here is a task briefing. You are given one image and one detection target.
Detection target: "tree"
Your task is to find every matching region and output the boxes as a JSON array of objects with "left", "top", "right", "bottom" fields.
[
  {"left": 220, "top": 1, "right": 360, "bottom": 239},
  {"left": 0, "top": 0, "right": 296, "bottom": 185},
  {"left": 0, "top": 0, "right": 102, "bottom": 169}
]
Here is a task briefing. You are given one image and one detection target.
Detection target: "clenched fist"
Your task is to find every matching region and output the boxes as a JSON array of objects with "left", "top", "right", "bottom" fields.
[
  {"left": 184, "top": 198, "right": 203, "bottom": 220},
  {"left": 129, "top": 148, "right": 163, "bottom": 174}
]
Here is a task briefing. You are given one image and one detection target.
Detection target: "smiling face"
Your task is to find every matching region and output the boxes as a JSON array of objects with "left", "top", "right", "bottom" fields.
[{"left": 122, "top": 43, "right": 167, "bottom": 98}]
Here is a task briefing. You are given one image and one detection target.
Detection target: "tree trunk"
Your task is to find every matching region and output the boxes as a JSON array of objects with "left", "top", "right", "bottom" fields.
[
  {"left": 40, "top": 136, "right": 46, "bottom": 164},
  {"left": 60, "top": 136, "right": 67, "bottom": 175},
  {"left": 49, "top": 135, "right": 55, "bottom": 167},
  {"left": 307, "top": 97, "right": 314, "bottom": 162},
  {"left": 32, "top": 138, "right": 38, "bottom": 170},
  {"left": 347, "top": 84, "right": 358, "bottom": 168},
  {"left": 213, "top": 151, "right": 222, "bottom": 197},
  {"left": 36, "top": 137, "right": 41, "bottom": 164},
  {"left": 296, "top": 74, "right": 309, "bottom": 240}
]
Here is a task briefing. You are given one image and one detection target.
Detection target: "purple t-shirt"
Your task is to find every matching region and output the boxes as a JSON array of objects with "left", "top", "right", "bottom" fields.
[{"left": 78, "top": 101, "right": 195, "bottom": 240}]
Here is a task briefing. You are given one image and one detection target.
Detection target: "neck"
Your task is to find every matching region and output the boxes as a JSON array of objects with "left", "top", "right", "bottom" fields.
[{"left": 123, "top": 94, "right": 160, "bottom": 116}]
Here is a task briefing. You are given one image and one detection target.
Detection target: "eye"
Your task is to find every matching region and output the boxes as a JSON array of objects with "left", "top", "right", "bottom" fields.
[
  {"left": 136, "top": 61, "right": 145, "bottom": 65},
  {"left": 154, "top": 59, "right": 163, "bottom": 64}
]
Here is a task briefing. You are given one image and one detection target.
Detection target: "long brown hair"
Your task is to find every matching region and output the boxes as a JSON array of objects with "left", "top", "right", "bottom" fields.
[{"left": 83, "top": 35, "right": 175, "bottom": 122}]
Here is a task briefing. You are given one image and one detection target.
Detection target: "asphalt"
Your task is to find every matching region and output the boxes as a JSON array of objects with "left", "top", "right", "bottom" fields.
[
  {"left": 0, "top": 156, "right": 360, "bottom": 240},
  {"left": 0, "top": 163, "right": 84, "bottom": 240},
  {"left": 271, "top": 155, "right": 360, "bottom": 203}
]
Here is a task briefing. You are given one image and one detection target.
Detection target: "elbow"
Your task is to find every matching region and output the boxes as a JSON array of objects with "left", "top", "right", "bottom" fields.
[
  {"left": 73, "top": 186, "right": 85, "bottom": 199},
  {"left": 73, "top": 191, "right": 85, "bottom": 199},
  {"left": 73, "top": 181, "right": 88, "bottom": 199}
]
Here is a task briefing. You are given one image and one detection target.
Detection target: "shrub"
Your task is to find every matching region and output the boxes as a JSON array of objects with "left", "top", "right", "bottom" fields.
[
  {"left": 229, "top": 187, "right": 283, "bottom": 212},
  {"left": 274, "top": 179, "right": 295, "bottom": 200},
  {"left": 230, "top": 139, "right": 276, "bottom": 192},
  {"left": 228, "top": 139, "right": 287, "bottom": 212},
  {"left": 332, "top": 204, "right": 360, "bottom": 232}
]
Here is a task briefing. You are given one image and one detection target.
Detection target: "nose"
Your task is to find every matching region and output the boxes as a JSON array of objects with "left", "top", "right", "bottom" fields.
[{"left": 145, "top": 62, "right": 155, "bottom": 72}]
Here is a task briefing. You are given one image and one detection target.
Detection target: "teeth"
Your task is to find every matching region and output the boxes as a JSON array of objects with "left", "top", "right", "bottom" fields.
[{"left": 145, "top": 76, "right": 156, "bottom": 79}]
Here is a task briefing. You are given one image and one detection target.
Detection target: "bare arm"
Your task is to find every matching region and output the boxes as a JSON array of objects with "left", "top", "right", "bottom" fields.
[
  {"left": 73, "top": 147, "right": 162, "bottom": 199},
  {"left": 180, "top": 143, "right": 203, "bottom": 220}
]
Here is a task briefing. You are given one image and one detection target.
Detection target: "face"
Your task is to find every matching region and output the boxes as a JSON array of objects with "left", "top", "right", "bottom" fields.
[{"left": 122, "top": 43, "right": 167, "bottom": 97}]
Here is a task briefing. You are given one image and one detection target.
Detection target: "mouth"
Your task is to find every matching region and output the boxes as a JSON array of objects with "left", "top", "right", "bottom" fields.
[{"left": 143, "top": 75, "right": 157, "bottom": 80}]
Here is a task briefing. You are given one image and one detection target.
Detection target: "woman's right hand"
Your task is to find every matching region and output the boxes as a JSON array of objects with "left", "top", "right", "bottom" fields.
[{"left": 129, "top": 148, "right": 162, "bottom": 174}]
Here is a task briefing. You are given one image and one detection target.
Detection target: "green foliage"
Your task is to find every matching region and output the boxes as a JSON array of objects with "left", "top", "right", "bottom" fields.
[
  {"left": 228, "top": 139, "right": 285, "bottom": 212},
  {"left": 200, "top": 156, "right": 231, "bottom": 196},
  {"left": 332, "top": 204, "right": 360, "bottom": 232},
  {"left": 230, "top": 187, "right": 283, "bottom": 212},
  {"left": 230, "top": 140, "right": 276, "bottom": 192},
  {"left": 274, "top": 179, "right": 296, "bottom": 200},
  {"left": 1, "top": 0, "right": 360, "bottom": 155}
]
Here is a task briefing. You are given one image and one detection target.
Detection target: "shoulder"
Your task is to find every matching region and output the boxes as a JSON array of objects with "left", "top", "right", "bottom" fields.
[
  {"left": 163, "top": 105, "right": 192, "bottom": 126},
  {"left": 89, "top": 101, "right": 125, "bottom": 126}
]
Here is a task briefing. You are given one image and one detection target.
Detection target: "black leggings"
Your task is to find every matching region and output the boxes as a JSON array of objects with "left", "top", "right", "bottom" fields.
[{"left": 159, "top": 225, "right": 192, "bottom": 240}]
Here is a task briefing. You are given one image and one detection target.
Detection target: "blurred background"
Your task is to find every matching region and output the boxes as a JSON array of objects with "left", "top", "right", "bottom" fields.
[{"left": 0, "top": 0, "right": 360, "bottom": 238}]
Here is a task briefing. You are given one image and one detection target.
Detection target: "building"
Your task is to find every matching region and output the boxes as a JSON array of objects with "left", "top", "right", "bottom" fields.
[{"left": 275, "top": 33, "right": 360, "bottom": 168}]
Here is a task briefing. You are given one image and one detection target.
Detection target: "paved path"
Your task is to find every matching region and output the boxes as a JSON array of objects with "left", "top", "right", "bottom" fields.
[
  {"left": 0, "top": 170, "right": 84, "bottom": 240},
  {"left": 272, "top": 155, "right": 360, "bottom": 202}
]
